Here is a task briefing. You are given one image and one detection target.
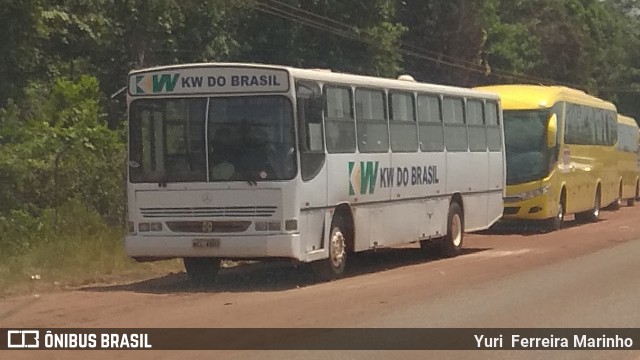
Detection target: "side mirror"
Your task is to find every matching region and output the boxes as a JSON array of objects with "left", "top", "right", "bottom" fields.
[
  {"left": 547, "top": 114, "right": 558, "bottom": 148},
  {"left": 108, "top": 99, "right": 121, "bottom": 130},
  {"left": 108, "top": 86, "right": 127, "bottom": 130}
]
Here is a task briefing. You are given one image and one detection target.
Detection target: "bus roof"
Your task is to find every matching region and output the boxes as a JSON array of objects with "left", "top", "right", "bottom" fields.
[
  {"left": 128, "top": 62, "right": 500, "bottom": 100},
  {"left": 474, "top": 84, "right": 616, "bottom": 111},
  {"left": 618, "top": 114, "right": 639, "bottom": 128}
]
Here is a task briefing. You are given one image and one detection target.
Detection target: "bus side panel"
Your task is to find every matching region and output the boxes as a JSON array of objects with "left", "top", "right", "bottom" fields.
[
  {"left": 464, "top": 152, "right": 490, "bottom": 230},
  {"left": 326, "top": 153, "right": 391, "bottom": 251},
  {"left": 428, "top": 198, "right": 449, "bottom": 238},
  {"left": 621, "top": 150, "right": 639, "bottom": 199},
  {"left": 384, "top": 152, "right": 445, "bottom": 246},
  {"left": 445, "top": 151, "right": 490, "bottom": 230},
  {"left": 444, "top": 152, "right": 468, "bottom": 194},
  {"left": 618, "top": 122, "right": 639, "bottom": 200},
  {"left": 488, "top": 150, "right": 505, "bottom": 225},
  {"left": 381, "top": 201, "right": 423, "bottom": 247},
  {"left": 463, "top": 194, "right": 489, "bottom": 232},
  {"left": 601, "top": 145, "right": 619, "bottom": 207},
  {"left": 353, "top": 206, "right": 371, "bottom": 252},
  {"left": 422, "top": 153, "right": 447, "bottom": 239},
  {"left": 564, "top": 145, "right": 592, "bottom": 214},
  {"left": 565, "top": 144, "right": 617, "bottom": 213}
]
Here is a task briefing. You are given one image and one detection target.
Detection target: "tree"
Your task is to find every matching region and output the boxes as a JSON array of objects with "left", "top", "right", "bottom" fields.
[
  {"left": 398, "top": 0, "right": 499, "bottom": 86},
  {"left": 0, "top": 0, "right": 43, "bottom": 106},
  {"left": 234, "top": 0, "right": 405, "bottom": 77}
]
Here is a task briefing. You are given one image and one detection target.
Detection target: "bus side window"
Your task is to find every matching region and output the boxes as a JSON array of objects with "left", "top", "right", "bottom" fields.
[
  {"left": 417, "top": 94, "right": 444, "bottom": 152},
  {"left": 443, "top": 97, "right": 468, "bottom": 152},
  {"left": 325, "top": 85, "right": 356, "bottom": 153},
  {"left": 355, "top": 88, "right": 388, "bottom": 153},
  {"left": 389, "top": 91, "right": 418, "bottom": 152},
  {"left": 608, "top": 111, "right": 618, "bottom": 146},
  {"left": 485, "top": 101, "right": 501, "bottom": 152},
  {"left": 466, "top": 99, "right": 486, "bottom": 152},
  {"left": 296, "top": 81, "right": 326, "bottom": 181}
]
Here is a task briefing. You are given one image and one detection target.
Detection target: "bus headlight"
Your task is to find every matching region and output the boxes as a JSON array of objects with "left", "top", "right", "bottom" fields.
[
  {"left": 139, "top": 222, "right": 163, "bottom": 232},
  {"left": 255, "top": 221, "right": 282, "bottom": 231},
  {"left": 517, "top": 185, "right": 550, "bottom": 200},
  {"left": 285, "top": 219, "right": 298, "bottom": 231}
]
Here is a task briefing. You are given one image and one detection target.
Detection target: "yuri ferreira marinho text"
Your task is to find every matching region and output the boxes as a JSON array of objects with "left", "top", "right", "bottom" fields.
[{"left": 474, "top": 334, "right": 634, "bottom": 349}]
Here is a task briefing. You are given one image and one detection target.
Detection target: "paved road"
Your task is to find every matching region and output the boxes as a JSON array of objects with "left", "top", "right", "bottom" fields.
[{"left": 2, "top": 206, "right": 640, "bottom": 360}]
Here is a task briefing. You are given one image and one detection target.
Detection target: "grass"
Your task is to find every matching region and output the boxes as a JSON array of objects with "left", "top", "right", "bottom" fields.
[
  {"left": 0, "top": 201, "right": 183, "bottom": 297},
  {"left": 0, "top": 230, "right": 184, "bottom": 297}
]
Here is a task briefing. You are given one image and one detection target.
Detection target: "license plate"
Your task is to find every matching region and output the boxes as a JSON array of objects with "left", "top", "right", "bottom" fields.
[{"left": 192, "top": 238, "right": 221, "bottom": 249}]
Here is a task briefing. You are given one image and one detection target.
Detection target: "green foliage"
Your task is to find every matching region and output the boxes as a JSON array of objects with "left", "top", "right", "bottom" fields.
[
  {"left": 235, "top": 0, "right": 405, "bottom": 77},
  {"left": 0, "top": 0, "right": 44, "bottom": 106},
  {"left": 0, "top": 75, "right": 124, "bottom": 225},
  {"left": 2, "top": 0, "right": 640, "bottom": 293}
]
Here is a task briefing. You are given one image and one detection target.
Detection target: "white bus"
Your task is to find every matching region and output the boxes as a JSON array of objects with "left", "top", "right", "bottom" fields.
[{"left": 125, "top": 63, "right": 505, "bottom": 284}]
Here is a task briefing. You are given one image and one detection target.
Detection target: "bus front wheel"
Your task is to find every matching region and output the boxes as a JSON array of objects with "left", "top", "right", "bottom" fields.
[
  {"left": 546, "top": 201, "right": 565, "bottom": 231},
  {"left": 183, "top": 257, "right": 221, "bottom": 286},
  {"left": 311, "top": 217, "right": 348, "bottom": 281}
]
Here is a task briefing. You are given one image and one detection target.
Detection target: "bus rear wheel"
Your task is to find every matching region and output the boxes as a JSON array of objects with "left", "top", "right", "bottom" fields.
[
  {"left": 311, "top": 216, "right": 347, "bottom": 281},
  {"left": 183, "top": 257, "right": 221, "bottom": 287},
  {"left": 436, "top": 202, "right": 464, "bottom": 258}
]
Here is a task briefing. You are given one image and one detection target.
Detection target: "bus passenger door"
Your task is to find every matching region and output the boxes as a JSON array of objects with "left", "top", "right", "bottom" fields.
[{"left": 296, "top": 82, "right": 328, "bottom": 257}]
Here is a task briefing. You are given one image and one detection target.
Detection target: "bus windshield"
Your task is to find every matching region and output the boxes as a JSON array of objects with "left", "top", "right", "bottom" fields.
[
  {"left": 503, "top": 109, "right": 551, "bottom": 185},
  {"left": 208, "top": 96, "right": 296, "bottom": 181},
  {"left": 129, "top": 96, "right": 296, "bottom": 183}
]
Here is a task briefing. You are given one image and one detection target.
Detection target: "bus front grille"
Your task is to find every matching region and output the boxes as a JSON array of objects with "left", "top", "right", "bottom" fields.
[
  {"left": 166, "top": 221, "right": 252, "bottom": 233},
  {"left": 140, "top": 206, "right": 277, "bottom": 218}
]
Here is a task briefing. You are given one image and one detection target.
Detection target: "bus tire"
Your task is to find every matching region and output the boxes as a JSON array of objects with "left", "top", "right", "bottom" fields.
[
  {"left": 183, "top": 257, "right": 221, "bottom": 286},
  {"left": 546, "top": 199, "right": 565, "bottom": 231},
  {"left": 438, "top": 202, "right": 464, "bottom": 258},
  {"left": 311, "top": 215, "right": 348, "bottom": 281},
  {"left": 577, "top": 187, "right": 601, "bottom": 222}
]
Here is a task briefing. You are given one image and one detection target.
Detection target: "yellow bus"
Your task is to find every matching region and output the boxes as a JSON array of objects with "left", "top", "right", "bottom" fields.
[
  {"left": 615, "top": 114, "right": 639, "bottom": 207},
  {"left": 475, "top": 85, "right": 618, "bottom": 230}
]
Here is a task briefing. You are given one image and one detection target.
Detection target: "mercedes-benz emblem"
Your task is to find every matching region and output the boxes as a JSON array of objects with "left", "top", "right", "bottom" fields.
[
  {"left": 202, "top": 221, "right": 214, "bottom": 233},
  {"left": 201, "top": 192, "right": 212, "bottom": 204}
]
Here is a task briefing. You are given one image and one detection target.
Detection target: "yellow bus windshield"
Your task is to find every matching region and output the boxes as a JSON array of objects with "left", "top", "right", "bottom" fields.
[{"left": 504, "top": 109, "right": 553, "bottom": 185}]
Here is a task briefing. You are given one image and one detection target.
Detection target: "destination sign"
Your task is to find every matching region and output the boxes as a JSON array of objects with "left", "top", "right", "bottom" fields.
[{"left": 128, "top": 67, "right": 290, "bottom": 96}]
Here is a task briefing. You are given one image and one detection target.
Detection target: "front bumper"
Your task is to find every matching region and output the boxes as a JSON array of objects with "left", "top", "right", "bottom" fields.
[
  {"left": 125, "top": 233, "right": 302, "bottom": 261},
  {"left": 502, "top": 195, "right": 556, "bottom": 220}
]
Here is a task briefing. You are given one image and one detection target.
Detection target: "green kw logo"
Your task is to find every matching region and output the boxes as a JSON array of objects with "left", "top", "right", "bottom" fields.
[
  {"left": 135, "top": 73, "right": 180, "bottom": 94},
  {"left": 349, "top": 161, "right": 379, "bottom": 195}
]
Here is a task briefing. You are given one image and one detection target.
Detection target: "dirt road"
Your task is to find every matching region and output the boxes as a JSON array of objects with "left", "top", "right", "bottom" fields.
[{"left": 2, "top": 206, "right": 640, "bottom": 359}]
